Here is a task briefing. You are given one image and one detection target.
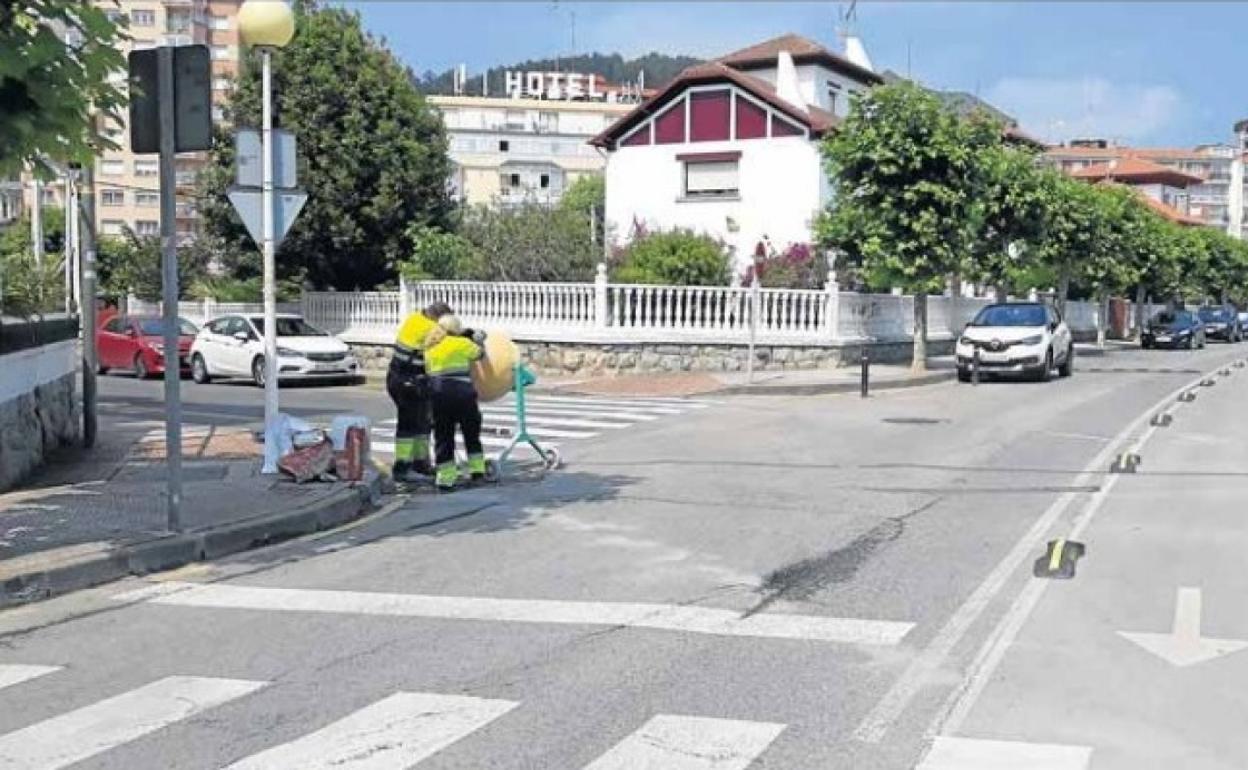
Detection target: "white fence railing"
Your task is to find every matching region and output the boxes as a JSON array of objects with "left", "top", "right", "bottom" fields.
[{"left": 135, "top": 280, "right": 1142, "bottom": 348}]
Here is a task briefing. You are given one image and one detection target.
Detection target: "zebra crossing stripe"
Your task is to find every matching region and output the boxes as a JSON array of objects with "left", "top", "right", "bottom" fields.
[
  {"left": 527, "top": 395, "right": 716, "bottom": 409},
  {"left": 916, "top": 736, "right": 1093, "bottom": 769},
  {"left": 583, "top": 714, "right": 785, "bottom": 770},
  {"left": 524, "top": 399, "right": 686, "bottom": 415},
  {"left": 0, "top": 675, "right": 266, "bottom": 769},
  {"left": 492, "top": 405, "right": 659, "bottom": 422},
  {"left": 121, "top": 582, "right": 915, "bottom": 645},
  {"left": 370, "top": 437, "right": 553, "bottom": 455},
  {"left": 223, "top": 692, "right": 517, "bottom": 769},
  {"left": 471, "top": 413, "right": 631, "bottom": 430},
  {"left": 0, "top": 665, "right": 60, "bottom": 692}
]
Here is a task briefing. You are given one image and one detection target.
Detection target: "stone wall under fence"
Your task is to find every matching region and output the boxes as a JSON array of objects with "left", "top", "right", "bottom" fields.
[
  {"left": 0, "top": 334, "right": 81, "bottom": 492},
  {"left": 346, "top": 336, "right": 955, "bottom": 377}
]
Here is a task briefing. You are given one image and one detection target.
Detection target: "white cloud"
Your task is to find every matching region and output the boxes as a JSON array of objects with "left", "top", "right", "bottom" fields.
[{"left": 985, "top": 76, "right": 1182, "bottom": 144}]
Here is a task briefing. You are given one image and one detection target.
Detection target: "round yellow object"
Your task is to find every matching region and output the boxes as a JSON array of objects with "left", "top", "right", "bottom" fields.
[
  {"left": 471, "top": 329, "right": 520, "bottom": 402},
  {"left": 238, "top": 0, "right": 296, "bottom": 48}
]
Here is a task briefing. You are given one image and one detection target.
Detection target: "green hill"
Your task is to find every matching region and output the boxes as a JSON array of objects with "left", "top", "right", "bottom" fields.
[{"left": 416, "top": 52, "right": 702, "bottom": 96}]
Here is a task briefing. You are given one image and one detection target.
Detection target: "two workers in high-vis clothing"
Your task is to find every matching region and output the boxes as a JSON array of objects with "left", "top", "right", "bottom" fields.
[
  {"left": 422, "top": 314, "right": 487, "bottom": 491},
  {"left": 386, "top": 301, "right": 451, "bottom": 482}
]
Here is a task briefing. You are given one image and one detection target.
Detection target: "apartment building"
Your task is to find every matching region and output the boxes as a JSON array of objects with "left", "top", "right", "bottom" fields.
[
  {"left": 89, "top": 0, "right": 241, "bottom": 244},
  {"left": 1047, "top": 121, "right": 1248, "bottom": 238},
  {"left": 430, "top": 71, "right": 649, "bottom": 207}
]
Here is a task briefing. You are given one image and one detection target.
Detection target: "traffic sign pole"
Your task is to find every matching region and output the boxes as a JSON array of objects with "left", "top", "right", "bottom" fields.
[
  {"left": 260, "top": 47, "right": 280, "bottom": 474},
  {"left": 158, "top": 45, "right": 183, "bottom": 530}
]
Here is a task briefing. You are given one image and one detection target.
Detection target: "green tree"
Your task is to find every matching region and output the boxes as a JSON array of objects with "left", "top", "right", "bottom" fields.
[
  {"left": 96, "top": 229, "right": 210, "bottom": 301},
  {"left": 971, "top": 143, "right": 1051, "bottom": 300},
  {"left": 1, "top": 0, "right": 125, "bottom": 173},
  {"left": 613, "top": 229, "right": 730, "bottom": 286},
  {"left": 198, "top": 0, "right": 453, "bottom": 290},
  {"left": 559, "top": 174, "right": 606, "bottom": 250},
  {"left": 817, "top": 82, "right": 983, "bottom": 371},
  {"left": 455, "top": 203, "right": 599, "bottom": 282},
  {"left": 0, "top": 209, "right": 67, "bottom": 314},
  {"left": 400, "top": 223, "right": 480, "bottom": 281}
]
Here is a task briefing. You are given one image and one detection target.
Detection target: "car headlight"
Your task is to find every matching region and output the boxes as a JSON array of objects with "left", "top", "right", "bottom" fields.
[
  {"left": 958, "top": 336, "right": 974, "bottom": 346},
  {"left": 276, "top": 346, "right": 302, "bottom": 357},
  {"left": 1019, "top": 334, "right": 1043, "bottom": 345},
  {"left": 1177, "top": 329, "right": 1191, "bottom": 336}
]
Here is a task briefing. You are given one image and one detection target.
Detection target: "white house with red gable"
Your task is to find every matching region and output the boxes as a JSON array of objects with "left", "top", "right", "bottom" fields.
[{"left": 591, "top": 34, "right": 883, "bottom": 272}]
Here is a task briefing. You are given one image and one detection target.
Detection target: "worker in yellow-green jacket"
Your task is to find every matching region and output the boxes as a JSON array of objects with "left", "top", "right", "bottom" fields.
[
  {"left": 387, "top": 301, "right": 452, "bottom": 482},
  {"left": 422, "top": 314, "right": 487, "bottom": 491}
]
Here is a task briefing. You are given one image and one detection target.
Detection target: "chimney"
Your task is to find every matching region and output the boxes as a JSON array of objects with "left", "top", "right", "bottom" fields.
[
  {"left": 843, "top": 35, "right": 874, "bottom": 72},
  {"left": 775, "top": 50, "right": 807, "bottom": 113}
]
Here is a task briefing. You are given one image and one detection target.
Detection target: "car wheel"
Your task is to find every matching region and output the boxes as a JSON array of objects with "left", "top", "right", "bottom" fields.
[
  {"left": 1142, "top": 339, "right": 1152, "bottom": 350},
  {"left": 97, "top": 364, "right": 109, "bottom": 375},
  {"left": 252, "top": 356, "right": 266, "bottom": 388},
  {"left": 1058, "top": 343, "right": 1074, "bottom": 378},
  {"left": 134, "top": 353, "right": 149, "bottom": 380},
  {"left": 191, "top": 354, "right": 212, "bottom": 384},
  {"left": 1185, "top": 334, "right": 1195, "bottom": 350},
  {"left": 1036, "top": 349, "right": 1053, "bottom": 382}
]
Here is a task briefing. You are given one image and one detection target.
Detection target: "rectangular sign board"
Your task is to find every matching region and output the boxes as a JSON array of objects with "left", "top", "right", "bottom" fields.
[
  {"left": 128, "top": 45, "right": 212, "bottom": 154},
  {"left": 235, "top": 129, "right": 298, "bottom": 189}
]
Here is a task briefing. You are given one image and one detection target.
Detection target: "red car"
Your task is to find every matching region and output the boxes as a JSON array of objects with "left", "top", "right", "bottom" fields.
[{"left": 97, "top": 315, "right": 199, "bottom": 379}]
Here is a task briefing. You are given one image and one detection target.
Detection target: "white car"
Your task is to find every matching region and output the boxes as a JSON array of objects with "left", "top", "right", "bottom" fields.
[
  {"left": 189, "top": 313, "right": 360, "bottom": 386},
  {"left": 955, "top": 302, "right": 1074, "bottom": 382}
]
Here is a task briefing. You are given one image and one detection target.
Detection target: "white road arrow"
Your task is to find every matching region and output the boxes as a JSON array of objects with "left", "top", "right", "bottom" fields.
[{"left": 1118, "top": 587, "right": 1248, "bottom": 667}]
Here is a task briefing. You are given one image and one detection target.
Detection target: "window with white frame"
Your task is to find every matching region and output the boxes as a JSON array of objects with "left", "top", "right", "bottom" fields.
[
  {"left": 130, "top": 9, "right": 155, "bottom": 26},
  {"left": 683, "top": 158, "right": 740, "bottom": 198},
  {"left": 212, "top": 105, "right": 225, "bottom": 122},
  {"left": 136, "top": 191, "right": 159, "bottom": 207},
  {"left": 210, "top": 45, "right": 231, "bottom": 61},
  {"left": 135, "top": 220, "right": 159, "bottom": 236},
  {"left": 100, "top": 159, "right": 125, "bottom": 176},
  {"left": 135, "top": 160, "right": 159, "bottom": 177},
  {"left": 213, "top": 77, "right": 231, "bottom": 91},
  {"left": 101, "top": 220, "right": 124, "bottom": 236},
  {"left": 826, "top": 81, "right": 842, "bottom": 114},
  {"left": 101, "top": 189, "right": 125, "bottom": 207},
  {"left": 209, "top": 14, "right": 230, "bottom": 30}
]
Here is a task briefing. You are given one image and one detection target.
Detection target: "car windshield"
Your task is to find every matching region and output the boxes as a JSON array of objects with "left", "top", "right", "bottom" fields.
[
  {"left": 1198, "top": 308, "right": 1231, "bottom": 321},
  {"left": 137, "top": 318, "right": 198, "bottom": 336},
  {"left": 250, "top": 317, "right": 327, "bottom": 337},
  {"left": 1154, "top": 312, "right": 1188, "bottom": 326},
  {"left": 969, "top": 304, "right": 1048, "bottom": 327}
]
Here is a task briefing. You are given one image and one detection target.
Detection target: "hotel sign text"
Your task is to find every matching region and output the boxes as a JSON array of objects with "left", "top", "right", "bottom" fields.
[{"left": 505, "top": 71, "right": 604, "bottom": 101}]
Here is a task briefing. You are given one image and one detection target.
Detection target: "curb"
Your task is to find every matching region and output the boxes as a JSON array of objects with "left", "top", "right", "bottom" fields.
[
  {"left": 0, "top": 473, "right": 384, "bottom": 610},
  {"left": 715, "top": 369, "right": 955, "bottom": 396}
]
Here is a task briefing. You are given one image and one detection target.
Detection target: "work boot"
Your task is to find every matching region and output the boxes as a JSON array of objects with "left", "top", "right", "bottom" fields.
[
  {"left": 467, "top": 454, "right": 487, "bottom": 483},
  {"left": 434, "top": 462, "right": 459, "bottom": 493}
]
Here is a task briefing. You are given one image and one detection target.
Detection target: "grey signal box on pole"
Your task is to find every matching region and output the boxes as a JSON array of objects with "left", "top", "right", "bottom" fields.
[{"left": 128, "top": 45, "right": 212, "bottom": 154}]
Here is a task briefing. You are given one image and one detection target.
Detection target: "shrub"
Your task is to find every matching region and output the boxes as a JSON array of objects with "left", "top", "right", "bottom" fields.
[
  {"left": 400, "top": 224, "right": 481, "bottom": 281},
  {"left": 740, "top": 242, "right": 828, "bottom": 289},
  {"left": 613, "top": 229, "right": 731, "bottom": 286}
]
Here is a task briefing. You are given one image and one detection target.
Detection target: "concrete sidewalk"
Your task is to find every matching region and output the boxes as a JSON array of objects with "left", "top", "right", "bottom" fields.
[{"left": 0, "top": 419, "right": 381, "bottom": 608}]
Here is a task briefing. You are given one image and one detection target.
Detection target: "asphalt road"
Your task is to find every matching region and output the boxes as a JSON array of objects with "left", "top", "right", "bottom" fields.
[{"left": 3, "top": 342, "right": 1247, "bottom": 769}]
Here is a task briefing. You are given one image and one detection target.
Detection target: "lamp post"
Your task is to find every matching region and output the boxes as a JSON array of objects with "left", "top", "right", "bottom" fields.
[{"left": 238, "top": 0, "right": 295, "bottom": 473}]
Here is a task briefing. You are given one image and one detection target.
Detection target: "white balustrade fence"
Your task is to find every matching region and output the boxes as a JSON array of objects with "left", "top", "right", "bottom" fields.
[
  {"left": 127, "top": 297, "right": 301, "bottom": 327},
  {"left": 152, "top": 281, "right": 1148, "bottom": 348}
]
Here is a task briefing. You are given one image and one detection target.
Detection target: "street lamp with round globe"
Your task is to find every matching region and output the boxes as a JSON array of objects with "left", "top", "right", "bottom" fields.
[{"left": 238, "top": 0, "right": 295, "bottom": 49}]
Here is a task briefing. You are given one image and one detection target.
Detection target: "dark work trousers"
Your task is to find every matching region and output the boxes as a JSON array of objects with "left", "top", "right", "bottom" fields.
[
  {"left": 386, "top": 359, "right": 431, "bottom": 464},
  {"left": 430, "top": 376, "right": 483, "bottom": 467}
]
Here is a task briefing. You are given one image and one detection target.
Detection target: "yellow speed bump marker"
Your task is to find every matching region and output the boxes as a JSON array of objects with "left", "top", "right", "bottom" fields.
[{"left": 1034, "top": 539, "right": 1085, "bottom": 579}]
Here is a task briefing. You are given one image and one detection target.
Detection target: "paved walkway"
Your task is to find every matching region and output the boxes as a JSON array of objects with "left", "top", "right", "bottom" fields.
[{"left": 0, "top": 408, "right": 379, "bottom": 606}]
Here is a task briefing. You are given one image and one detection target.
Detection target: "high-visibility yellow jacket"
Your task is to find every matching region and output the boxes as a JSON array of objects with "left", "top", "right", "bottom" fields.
[
  {"left": 425, "top": 334, "right": 482, "bottom": 378},
  {"left": 393, "top": 312, "right": 439, "bottom": 362}
]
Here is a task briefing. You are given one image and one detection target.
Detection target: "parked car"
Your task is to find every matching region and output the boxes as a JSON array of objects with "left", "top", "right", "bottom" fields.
[
  {"left": 1197, "top": 306, "right": 1242, "bottom": 342},
  {"left": 189, "top": 314, "right": 360, "bottom": 386},
  {"left": 1239, "top": 311, "right": 1248, "bottom": 334},
  {"left": 97, "top": 315, "right": 198, "bottom": 379},
  {"left": 1141, "top": 310, "right": 1206, "bottom": 349},
  {"left": 955, "top": 302, "right": 1074, "bottom": 383}
]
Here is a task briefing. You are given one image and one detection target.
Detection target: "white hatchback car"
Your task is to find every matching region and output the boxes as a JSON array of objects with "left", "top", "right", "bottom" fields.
[
  {"left": 190, "top": 314, "right": 360, "bottom": 386},
  {"left": 955, "top": 302, "right": 1074, "bottom": 382}
]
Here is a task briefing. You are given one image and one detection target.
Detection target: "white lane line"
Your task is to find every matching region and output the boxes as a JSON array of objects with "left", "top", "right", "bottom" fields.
[
  {"left": 916, "top": 736, "right": 1092, "bottom": 769},
  {"left": 857, "top": 363, "right": 1224, "bottom": 745},
  {"left": 0, "top": 675, "right": 266, "bottom": 770},
  {"left": 531, "top": 395, "right": 717, "bottom": 409},
  {"left": 584, "top": 714, "right": 785, "bottom": 770},
  {"left": 0, "top": 665, "right": 60, "bottom": 692},
  {"left": 224, "top": 692, "right": 517, "bottom": 770},
  {"left": 526, "top": 399, "right": 687, "bottom": 414},
  {"left": 492, "top": 406, "right": 659, "bottom": 422},
  {"left": 471, "top": 413, "right": 632, "bottom": 430},
  {"left": 128, "top": 582, "right": 915, "bottom": 645}
]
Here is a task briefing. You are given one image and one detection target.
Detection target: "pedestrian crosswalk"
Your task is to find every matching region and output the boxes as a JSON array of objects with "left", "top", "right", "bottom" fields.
[
  {"left": 0, "top": 666, "right": 788, "bottom": 769},
  {"left": 370, "top": 393, "right": 718, "bottom": 459}
]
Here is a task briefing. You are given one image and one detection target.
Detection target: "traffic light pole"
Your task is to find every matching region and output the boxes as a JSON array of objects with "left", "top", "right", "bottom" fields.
[
  {"left": 260, "top": 47, "right": 281, "bottom": 474},
  {"left": 158, "top": 45, "right": 183, "bottom": 531},
  {"left": 78, "top": 166, "right": 97, "bottom": 449}
]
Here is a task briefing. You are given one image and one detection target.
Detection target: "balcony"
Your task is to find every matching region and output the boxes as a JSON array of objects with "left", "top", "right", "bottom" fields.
[
  {"left": 161, "top": 34, "right": 192, "bottom": 47},
  {"left": 175, "top": 203, "right": 198, "bottom": 219}
]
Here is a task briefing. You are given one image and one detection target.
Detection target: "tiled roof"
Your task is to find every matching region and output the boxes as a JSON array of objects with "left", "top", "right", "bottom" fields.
[
  {"left": 590, "top": 61, "right": 838, "bottom": 148},
  {"left": 1070, "top": 156, "right": 1204, "bottom": 186},
  {"left": 1139, "top": 194, "right": 1208, "bottom": 227},
  {"left": 717, "top": 33, "right": 882, "bottom": 85}
]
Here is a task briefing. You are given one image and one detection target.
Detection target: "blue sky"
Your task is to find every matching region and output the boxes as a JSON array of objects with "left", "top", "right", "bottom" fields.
[{"left": 345, "top": 1, "right": 1248, "bottom": 148}]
